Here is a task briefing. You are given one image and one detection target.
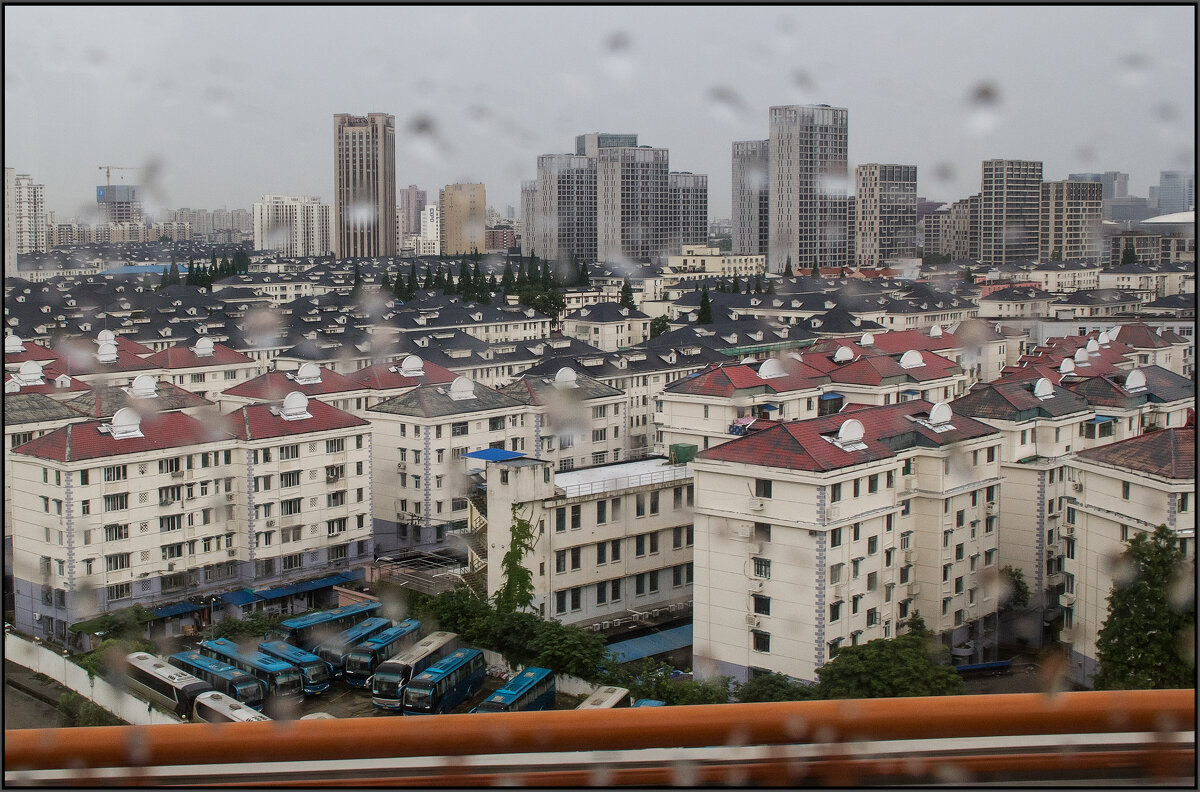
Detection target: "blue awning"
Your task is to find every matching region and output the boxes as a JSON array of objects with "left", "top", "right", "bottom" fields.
[
  {"left": 901, "top": 389, "right": 922, "bottom": 396},
  {"left": 819, "top": 392, "right": 845, "bottom": 401},
  {"left": 463, "top": 449, "right": 525, "bottom": 461},
  {"left": 1085, "top": 416, "right": 1115, "bottom": 424},
  {"left": 608, "top": 624, "right": 693, "bottom": 664},
  {"left": 256, "top": 571, "right": 363, "bottom": 600},
  {"left": 221, "top": 589, "right": 262, "bottom": 606},
  {"left": 760, "top": 404, "right": 779, "bottom": 411},
  {"left": 152, "top": 601, "right": 201, "bottom": 619}
]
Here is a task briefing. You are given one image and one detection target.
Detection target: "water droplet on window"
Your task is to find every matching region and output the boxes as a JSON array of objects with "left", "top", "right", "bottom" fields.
[
  {"left": 932, "top": 162, "right": 956, "bottom": 183},
  {"left": 706, "top": 86, "right": 749, "bottom": 125},
  {"left": 1117, "top": 53, "right": 1149, "bottom": 86},
  {"left": 963, "top": 82, "right": 1002, "bottom": 136}
]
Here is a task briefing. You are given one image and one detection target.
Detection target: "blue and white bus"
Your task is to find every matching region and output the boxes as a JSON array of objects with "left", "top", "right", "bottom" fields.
[
  {"left": 472, "top": 666, "right": 556, "bottom": 714},
  {"left": 633, "top": 698, "right": 666, "bottom": 707},
  {"left": 199, "top": 638, "right": 304, "bottom": 702},
  {"left": 369, "top": 631, "right": 460, "bottom": 710},
  {"left": 124, "top": 652, "right": 212, "bottom": 719},
  {"left": 266, "top": 602, "right": 382, "bottom": 651},
  {"left": 402, "top": 648, "right": 487, "bottom": 716},
  {"left": 342, "top": 618, "right": 421, "bottom": 687},
  {"left": 315, "top": 617, "right": 392, "bottom": 678},
  {"left": 168, "top": 651, "right": 267, "bottom": 711},
  {"left": 192, "top": 691, "right": 273, "bottom": 723},
  {"left": 257, "top": 640, "right": 332, "bottom": 695}
]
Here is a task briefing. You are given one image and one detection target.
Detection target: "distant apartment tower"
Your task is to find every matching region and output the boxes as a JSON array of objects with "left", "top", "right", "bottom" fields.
[
  {"left": 397, "top": 185, "right": 427, "bottom": 239},
  {"left": 520, "top": 180, "right": 537, "bottom": 257},
  {"left": 668, "top": 172, "right": 709, "bottom": 255},
  {"left": 768, "top": 104, "right": 849, "bottom": 273},
  {"left": 439, "top": 183, "right": 486, "bottom": 255},
  {"left": 945, "top": 195, "right": 980, "bottom": 260},
  {"left": 1067, "top": 171, "right": 1128, "bottom": 200},
  {"left": 1155, "top": 170, "right": 1195, "bottom": 214},
  {"left": 576, "top": 132, "right": 638, "bottom": 157},
  {"left": 252, "top": 195, "right": 332, "bottom": 257},
  {"left": 533, "top": 154, "right": 597, "bottom": 264},
  {"left": 854, "top": 164, "right": 917, "bottom": 268},
  {"left": 333, "top": 112, "right": 397, "bottom": 258},
  {"left": 597, "top": 145, "right": 670, "bottom": 262},
  {"left": 5, "top": 170, "right": 47, "bottom": 265},
  {"left": 1039, "top": 180, "right": 1103, "bottom": 262},
  {"left": 731, "top": 139, "right": 769, "bottom": 256},
  {"left": 96, "top": 183, "right": 142, "bottom": 225},
  {"left": 979, "top": 159, "right": 1042, "bottom": 266},
  {"left": 920, "top": 208, "right": 949, "bottom": 256},
  {"left": 418, "top": 203, "right": 440, "bottom": 255}
]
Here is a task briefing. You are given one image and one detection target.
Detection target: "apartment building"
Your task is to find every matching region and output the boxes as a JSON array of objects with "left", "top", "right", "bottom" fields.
[
  {"left": 333, "top": 113, "right": 397, "bottom": 258},
  {"left": 560, "top": 302, "right": 651, "bottom": 352},
  {"left": 252, "top": 195, "right": 332, "bottom": 258},
  {"left": 690, "top": 401, "right": 1003, "bottom": 684},
  {"left": 533, "top": 154, "right": 597, "bottom": 265},
  {"left": 667, "top": 172, "right": 709, "bottom": 256},
  {"left": 732, "top": 139, "right": 770, "bottom": 257},
  {"left": 479, "top": 456, "right": 694, "bottom": 626},
  {"left": 666, "top": 245, "right": 766, "bottom": 281},
  {"left": 854, "top": 164, "right": 918, "bottom": 269},
  {"left": 597, "top": 145, "right": 671, "bottom": 263},
  {"left": 980, "top": 159, "right": 1042, "bottom": 266},
  {"left": 1026, "top": 260, "right": 1102, "bottom": 294},
  {"left": 979, "top": 286, "right": 1056, "bottom": 319},
  {"left": 439, "top": 183, "right": 487, "bottom": 256},
  {"left": 218, "top": 362, "right": 370, "bottom": 413},
  {"left": 1040, "top": 181, "right": 1103, "bottom": 263},
  {"left": 144, "top": 337, "right": 259, "bottom": 400},
  {"left": 1060, "top": 428, "right": 1195, "bottom": 687},
  {"left": 6, "top": 170, "right": 48, "bottom": 258}
]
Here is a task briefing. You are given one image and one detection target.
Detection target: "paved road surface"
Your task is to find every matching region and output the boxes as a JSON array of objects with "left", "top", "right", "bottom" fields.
[{"left": 4, "top": 682, "right": 71, "bottom": 730}]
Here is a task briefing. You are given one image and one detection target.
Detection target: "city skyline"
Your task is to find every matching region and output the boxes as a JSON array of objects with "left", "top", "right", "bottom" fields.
[{"left": 4, "top": 6, "right": 1195, "bottom": 221}]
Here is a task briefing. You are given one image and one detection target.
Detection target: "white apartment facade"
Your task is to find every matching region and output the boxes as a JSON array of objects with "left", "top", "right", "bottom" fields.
[{"left": 252, "top": 195, "right": 332, "bottom": 258}]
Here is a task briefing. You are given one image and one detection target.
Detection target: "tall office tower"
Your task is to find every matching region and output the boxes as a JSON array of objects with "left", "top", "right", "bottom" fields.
[
  {"left": 438, "top": 183, "right": 486, "bottom": 255},
  {"left": 533, "top": 154, "right": 597, "bottom": 265},
  {"left": 1040, "top": 180, "right": 1103, "bottom": 262},
  {"left": 768, "top": 104, "right": 849, "bottom": 273},
  {"left": 945, "top": 195, "right": 981, "bottom": 261},
  {"left": 597, "top": 145, "right": 670, "bottom": 262},
  {"left": 252, "top": 195, "right": 332, "bottom": 257},
  {"left": 732, "top": 140, "right": 770, "bottom": 256},
  {"left": 854, "top": 164, "right": 918, "bottom": 268},
  {"left": 979, "top": 159, "right": 1042, "bottom": 266},
  {"left": 1067, "top": 171, "right": 1129, "bottom": 200},
  {"left": 333, "top": 112, "right": 397, "bottom": 258},
  {"left": 575, "top": 132, "right": 638, "bottom": 157},
  {"left": 397, "top": 184, "right": 427, "bottom": 239},
  {"left": 96, "top": 183, "right": 143, "bottom": 225},
  {"left": 1156, "top": 170, "right": 1194, "bottom": 214},
  {"left": 520, "top": 179, "right": 538, "bottom": 257},
  {"left": 668, "top": 172, "right": 709, "bottom": 255}
]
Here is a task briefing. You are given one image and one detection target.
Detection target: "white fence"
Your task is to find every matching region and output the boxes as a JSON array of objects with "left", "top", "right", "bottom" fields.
[{"left": 4, "top": 630, "right": 182, "bottom": 726}]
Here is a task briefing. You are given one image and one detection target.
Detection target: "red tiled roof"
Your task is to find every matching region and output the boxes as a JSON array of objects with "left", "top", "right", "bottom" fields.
[
  {"left": 666, "top": 360, "right": 827, "bottom": 398},
  {"left": 347, "top": 359, "right": 458, "bottom": 391},
  {"left": 697, "top": 400, "right": 998, "bottom": 473},
  {"left": 810, "top": 329, "right": 959, "bottom": 357},
  {"left": 51, "top": 339, "right": 158, "bottom": 375},
  {"left": 4, "top": 362, "right": 93, "bottom": 395},
  {"left": 225, "top": 398, "right": 370, "bottom": 441},
  {"left": 1109, "top": 323, "right": 1178, "bottom": 350},
  {"left": 803, "top": 350, "right": 961, "bottom": 386},
  {"left": 145, "top": 342, "right": 254, "bottom": 369},
  {"left": 222, "top": 367, "right": 365, "bottom": 400},
  {"left": 1074, "top": 427, "right": 1195, "bottom": 480},
  {"left": 3, "top": 340, "right": 63, "bottom": 366},
  {"left": 12, "top": 411, "right": 233, "bottom": 463},
  {"left": 114, "top": 335, "right": 156, "bottom": 357}
]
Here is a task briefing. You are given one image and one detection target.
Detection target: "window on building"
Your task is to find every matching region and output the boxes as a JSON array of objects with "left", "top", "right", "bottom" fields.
[
  {"left": 755, "top": 479, "right": 773, "bottom": 498},
  {"left": 752, "top": 631, "right": 770, "bottom": 653},
  {"left": 830, "top": 482, "right": 842, "bottom": 502},
  {"left": 830, "top": 527, "right": 842, "bottom": 547},
  {"left": 753, "top": 557, "right": 771, "bottom": 579}
]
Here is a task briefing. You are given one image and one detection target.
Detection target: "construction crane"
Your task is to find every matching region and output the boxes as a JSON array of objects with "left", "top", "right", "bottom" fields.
[{"left": 98, "top": 165, "right": 138, "bottom": 188}]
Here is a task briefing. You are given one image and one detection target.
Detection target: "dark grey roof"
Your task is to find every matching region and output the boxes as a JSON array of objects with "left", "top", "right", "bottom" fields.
[
  {"left": 368, "top": 380, "right": 526, "bottom": 418},
  {"left": 3, "top": 392, "right": 87, "bottom": 425},
  {"left": 499, "top": 369, "right": 623, "bottom": 405}
]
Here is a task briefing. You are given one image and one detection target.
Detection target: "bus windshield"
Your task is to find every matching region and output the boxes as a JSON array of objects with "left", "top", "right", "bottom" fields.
[
  {"left": 403, "top": 685, "right": 431, "bottom": 709},
  {"left": 277, "top": 670, "right": 303, "bottom": 695},
  {"left": 236, "top": 680, "right": 264, "bottom": 704},
  {"left": 344, "top": 653, "right": 371, "bottom": 676},
  {"left": 304, "top": 662, "right": 330, "bottom": 684},
  {"left": 372, "top": 671, "right": 402, "bottom": 698}
]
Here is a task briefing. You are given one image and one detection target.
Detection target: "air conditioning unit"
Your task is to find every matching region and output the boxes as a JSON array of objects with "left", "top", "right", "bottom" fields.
[
  {"left": 1059, "top": 593, "right": 1076, "bottom": 608},
  {"left": 745, "top": 614, "right": 760, "bottom": 628},
  {"left": 1062, "top": 523, "right": 1075, "bottom": 537},
  {"left": 612, "top": 618, "right": 622, "bottom": 627},
  {"left": 396, "top": 462, "right": 407, "bottom": 473},
  {"left": 832, "top": 583, "right": 846, "bottom": 598},
  {"left": 732, "top": 527, "right": 752, "bottom": 541},
  {"left": 171, "top": 470, "right": 185, "bottom": 478},
  {"left": 748, "top": 497, "right": 764, "bottom": 511},
  {"left": 985, "top": 502, "right": 997, "bottom": 515},
  {"left": 32, "top": 613, "right": 40, "bottom": 622},
  {"left": 651, "top": 609, "right": 661, "bottom": 618},
  {"left": 167, "top": 563, "right": 175, "bottom": 571},
  {"left": 907, "top": 583, "right": 921, "bottom": 596},
  {"left": 326, "top": 474, "right": 340, "bottom": 484},
  {"left": 826, "top": 505, "right": 841, "bottom": 521},
  {"left": 904, "top": 549, "right": 914, "bottom": 563},
  {"left": 226, "top": 493, "right": 235, "bottom": 502},
  {"left": 1072, "top": 482, "right": 1083, "bottom": 492},
  {"left": 227, "top": 549, "right": 237, "bottom": 557},
  {"left": 590, "top": 623, "right": 602, "bottom": 632},
  {"left": 1046, "top": 542, "right": 1060, "bottom": 556},
  {"left": 266, "top": 519, "right": 276, "bottom": 528},
  {"left": 601, "top": 621, "right": 611, "bottom": 629},
  {"left": 1048, "top": 512, "right": 1061, "bottom": 521}
]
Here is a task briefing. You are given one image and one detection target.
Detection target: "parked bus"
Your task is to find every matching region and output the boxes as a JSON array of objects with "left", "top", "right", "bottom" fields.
[
  {"left": 168, "top": 651, "right": 267, "bottom": 711},
  {"left": 191, "top": 691, "right": 272, "bottom": 723},
  {"left": 199, "top": 638, "right": 304, "bottom": 702},
  {"left": 315, "top": 617, "right": 393, "bottom": 678},
  {"left": 369, "top": 631, "right": 460, "bottom": 710},
  {"left": 576, "top": 685, "right": 632, "bottom": 709},
  {"left": 257, "top": 640, "right": 332, "bottom": 695},
  {"left": 633, "top": 699, "right": 666, "bottom": 707},
  {"left": 266, "top": 602, "right": 382, "bottom": 651},
  {"left": 472, "top": 666, "right": 556, "bottom": 714},
  {"left": 124, "top": 652, "right": 212, "bottom": 719},
  {"left": 402, "top": 648, "right": 487, "bottom": 716},
  {"left": 342, "top": 618, "right": 421, "bottom": 688}
]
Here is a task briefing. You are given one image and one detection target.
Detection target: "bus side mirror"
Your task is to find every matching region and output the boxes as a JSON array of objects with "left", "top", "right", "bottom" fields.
[{"left": 365, "top": 675, "right": 373, "bottom": 687}]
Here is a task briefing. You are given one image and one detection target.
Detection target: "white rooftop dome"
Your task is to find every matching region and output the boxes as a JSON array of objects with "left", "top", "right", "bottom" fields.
[
  {"left": 833, "top": 346, "right": 854, "bottom": 364},
  {"left": 129, "top": 374, "right": 156, "bottom": 398},
  {"left": 929, "top": 401, "right": 952, "bottom": 426},
  {"left": 757, "top": 358, "right": 787, "bottom": 380},
  {"left": 859, "top": 333, "right": 874, "bottom": 347},
  {"left": 280, "top": 391, "right": 312, "bottom": 421},
  {"left": 553, "top": 367, "right": 579, "bottom": 389},
  {"left": 837, "top": 418, "right": 864, "bottom": 443},
  {"left": 1033, "top": 377, "right": 1054, "bottom": 400},
  {"left": 191, "top": 337, "right": 215, "bottom": 358},
  {"left": 4, "top": 334, "right": 24, "bottom": 354},
  {"left": 96, "top": 329, "right": 116, "bottom": 345},
  {"left": 929, "top": 324, "right": 942, "bottom": 338},
  {"left": 97, "top": 341, "right": 118, "bottom": 364},
  {"left": 898, "top": 349, "right": 924, "bottom": 369},
  {"left": 398, "top": 355, "right": 425, "bottom": 378},
  {"left": 107, "top": 407, "right": 144, "bottom": 440},
  {"left": 448, "top": 376, "right": 476, "bottom": 401},
  {"left": 17, "top": 359, "right": 44, "bottom": 385}
]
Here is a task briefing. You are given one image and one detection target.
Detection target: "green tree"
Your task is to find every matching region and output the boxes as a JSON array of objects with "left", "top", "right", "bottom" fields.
[
  {"left": 999, "top": 565, "right": 1030, "bottom": 611},
  {"left": 486, "top": 610, "right": 542, "bottom": 669},
  {"left": 734, "top": 671, "right": 815, "bottom": 702},
  {"left": 619, "top": 277, "right": 636, "bottom": 310},
  {"left": 527, "top": 288, "right": 566, "bottom": 324},
  {"left": 540, "top": 259, "right": 553, "bottom": 289},
  {"left": 493, "top": 505, "right": 537, "bottom": 614},
  {"left": 1121, "top": 240, "right": 1138, "bottom": 266},
  {"left": 516, "top": 258, "right": 529, "bottom": 291},
  {"left": 650, "top": 315, "right": 670, "bottom": 338},
  {"left": 1050, "top": 246, "right": 1063, "bottom": 261},
  {"left": 753, "top": 273, "right": 763, "bottom": 294},
  {"left": 528, "top": 251, "right": 541, "bottom": 288},
  {"left": 696, "top": 285, "right": 714, "bottom": 324},
  {"left": 731, "top": 274, "right": 741, "bottom": 293},
  {"left": 349, "top": 262, "right": 363, "bottom": 301},
  {"left": 764, "top": 280, "right": 776, "bottom": 295},
  {"left": 501, "top": 260, "right": 516, "bottom": 295},
  {"left": 809, "top": 256, "right": 819, "bottom": 279},
  {"left": 530, "top": 620, "right": 608, "bottom": 679},
  {"left": 380, "top": 270, "right": 392, "bottom": 291},
  {"left": 815, "top": 613, "right": 963, "bottom": 699},
  {"left": 159, "top": 267, "right": 170, "bottom": 290},
  {"left": 1093, "top": 524, "right": 1195, "bottom": 690},
  {"left": 423, "top": 264, "right": 435, "bottom": 290},
  {"left": 406, "top": 262, "right": 419, "bottom": 298},
  {"left": 457, "top": 261, "right": 471, "bottom": 297}
]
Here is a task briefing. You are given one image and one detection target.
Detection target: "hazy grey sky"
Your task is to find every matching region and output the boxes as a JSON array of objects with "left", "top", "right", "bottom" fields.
[{"left": 5, "top": 5, "right": 1194, "bottom": 221}]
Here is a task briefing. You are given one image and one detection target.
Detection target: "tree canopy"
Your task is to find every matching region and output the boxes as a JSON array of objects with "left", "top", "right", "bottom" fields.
[
  {"left": 814, "top": 613, "right": 964, "bottom": 699},
  {"left": 734, "top": 671, "right": 816, "bottom": 702},
  {"left": 619, "top": 277, "right": 636, "bottom": 310},
  {"left": 696, "top": 285, "right": 714, "bottom": 324},
  {"left": 650, "top": 315, "right": 670, "bottom": 338}
]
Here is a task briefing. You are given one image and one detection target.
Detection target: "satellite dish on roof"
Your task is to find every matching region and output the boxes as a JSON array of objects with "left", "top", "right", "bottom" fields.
[
  {"left": 929, "top": 401, "right": 953, "bottom": 426},
  {"left": 192, "top": 337, "right": 215, "bottom": 358},
  {"left": 860, "top": 332, "right": 874, "bottom": 346},
  {"left": 280, "top": 390, "right": 311, "bottom": 420},
  {"left": 109, "top": 407, "right": 143, "bottom": 439},
  {"left": 1085, "top": 338, "right": 1099, "bottom": 354},
  {"left": 448, "top": 376, "right": 476, "bottom": 400},
  {"left": 399, "top": 355, "right": 425, "bottom": 377},
  {"left": 899, "top": 349, "right": 924, "bottom": 369},
  {"left": 130, "top": 374, "right": 156, "bottom": 397},
  {"left": 837, "top": 419, "right": 865, "bottom": 443},
  {"left": 1059, "top": 358, "right": 1075, "bottom": 374},
  {"left": 758, "top": 358, "right": 786, "bottom": 380},
  {"left": 1033, "top": 377, "right": 1054, "bottom": 399},
  {"left": 96, "top": 329, "right": 115, "bottom": 345},
  {"left": 1124, "top": 369, "right": 1147, "bottom": 392},
  {"left": 833, "top": 346, "right": 854, "bottom": 364},
  {"left": 97, "top": 341, "right": 118, "bottom": 363},
  {"left": 3, "top": 334, "right": 23, "bottom": 354},
  {"left": 929, "top": 324, "right": 942, "bottom": 338},
  {"left": 553, "top": 367, "right": 579, "bottom": 388}
]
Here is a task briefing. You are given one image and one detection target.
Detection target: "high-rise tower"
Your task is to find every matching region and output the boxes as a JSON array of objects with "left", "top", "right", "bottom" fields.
[
  {"left": 333, "top": 113, "right": 396, "bottom": 258},
  {"left": 979, "top": 159, "right": 1042, "bottom": 266}
]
